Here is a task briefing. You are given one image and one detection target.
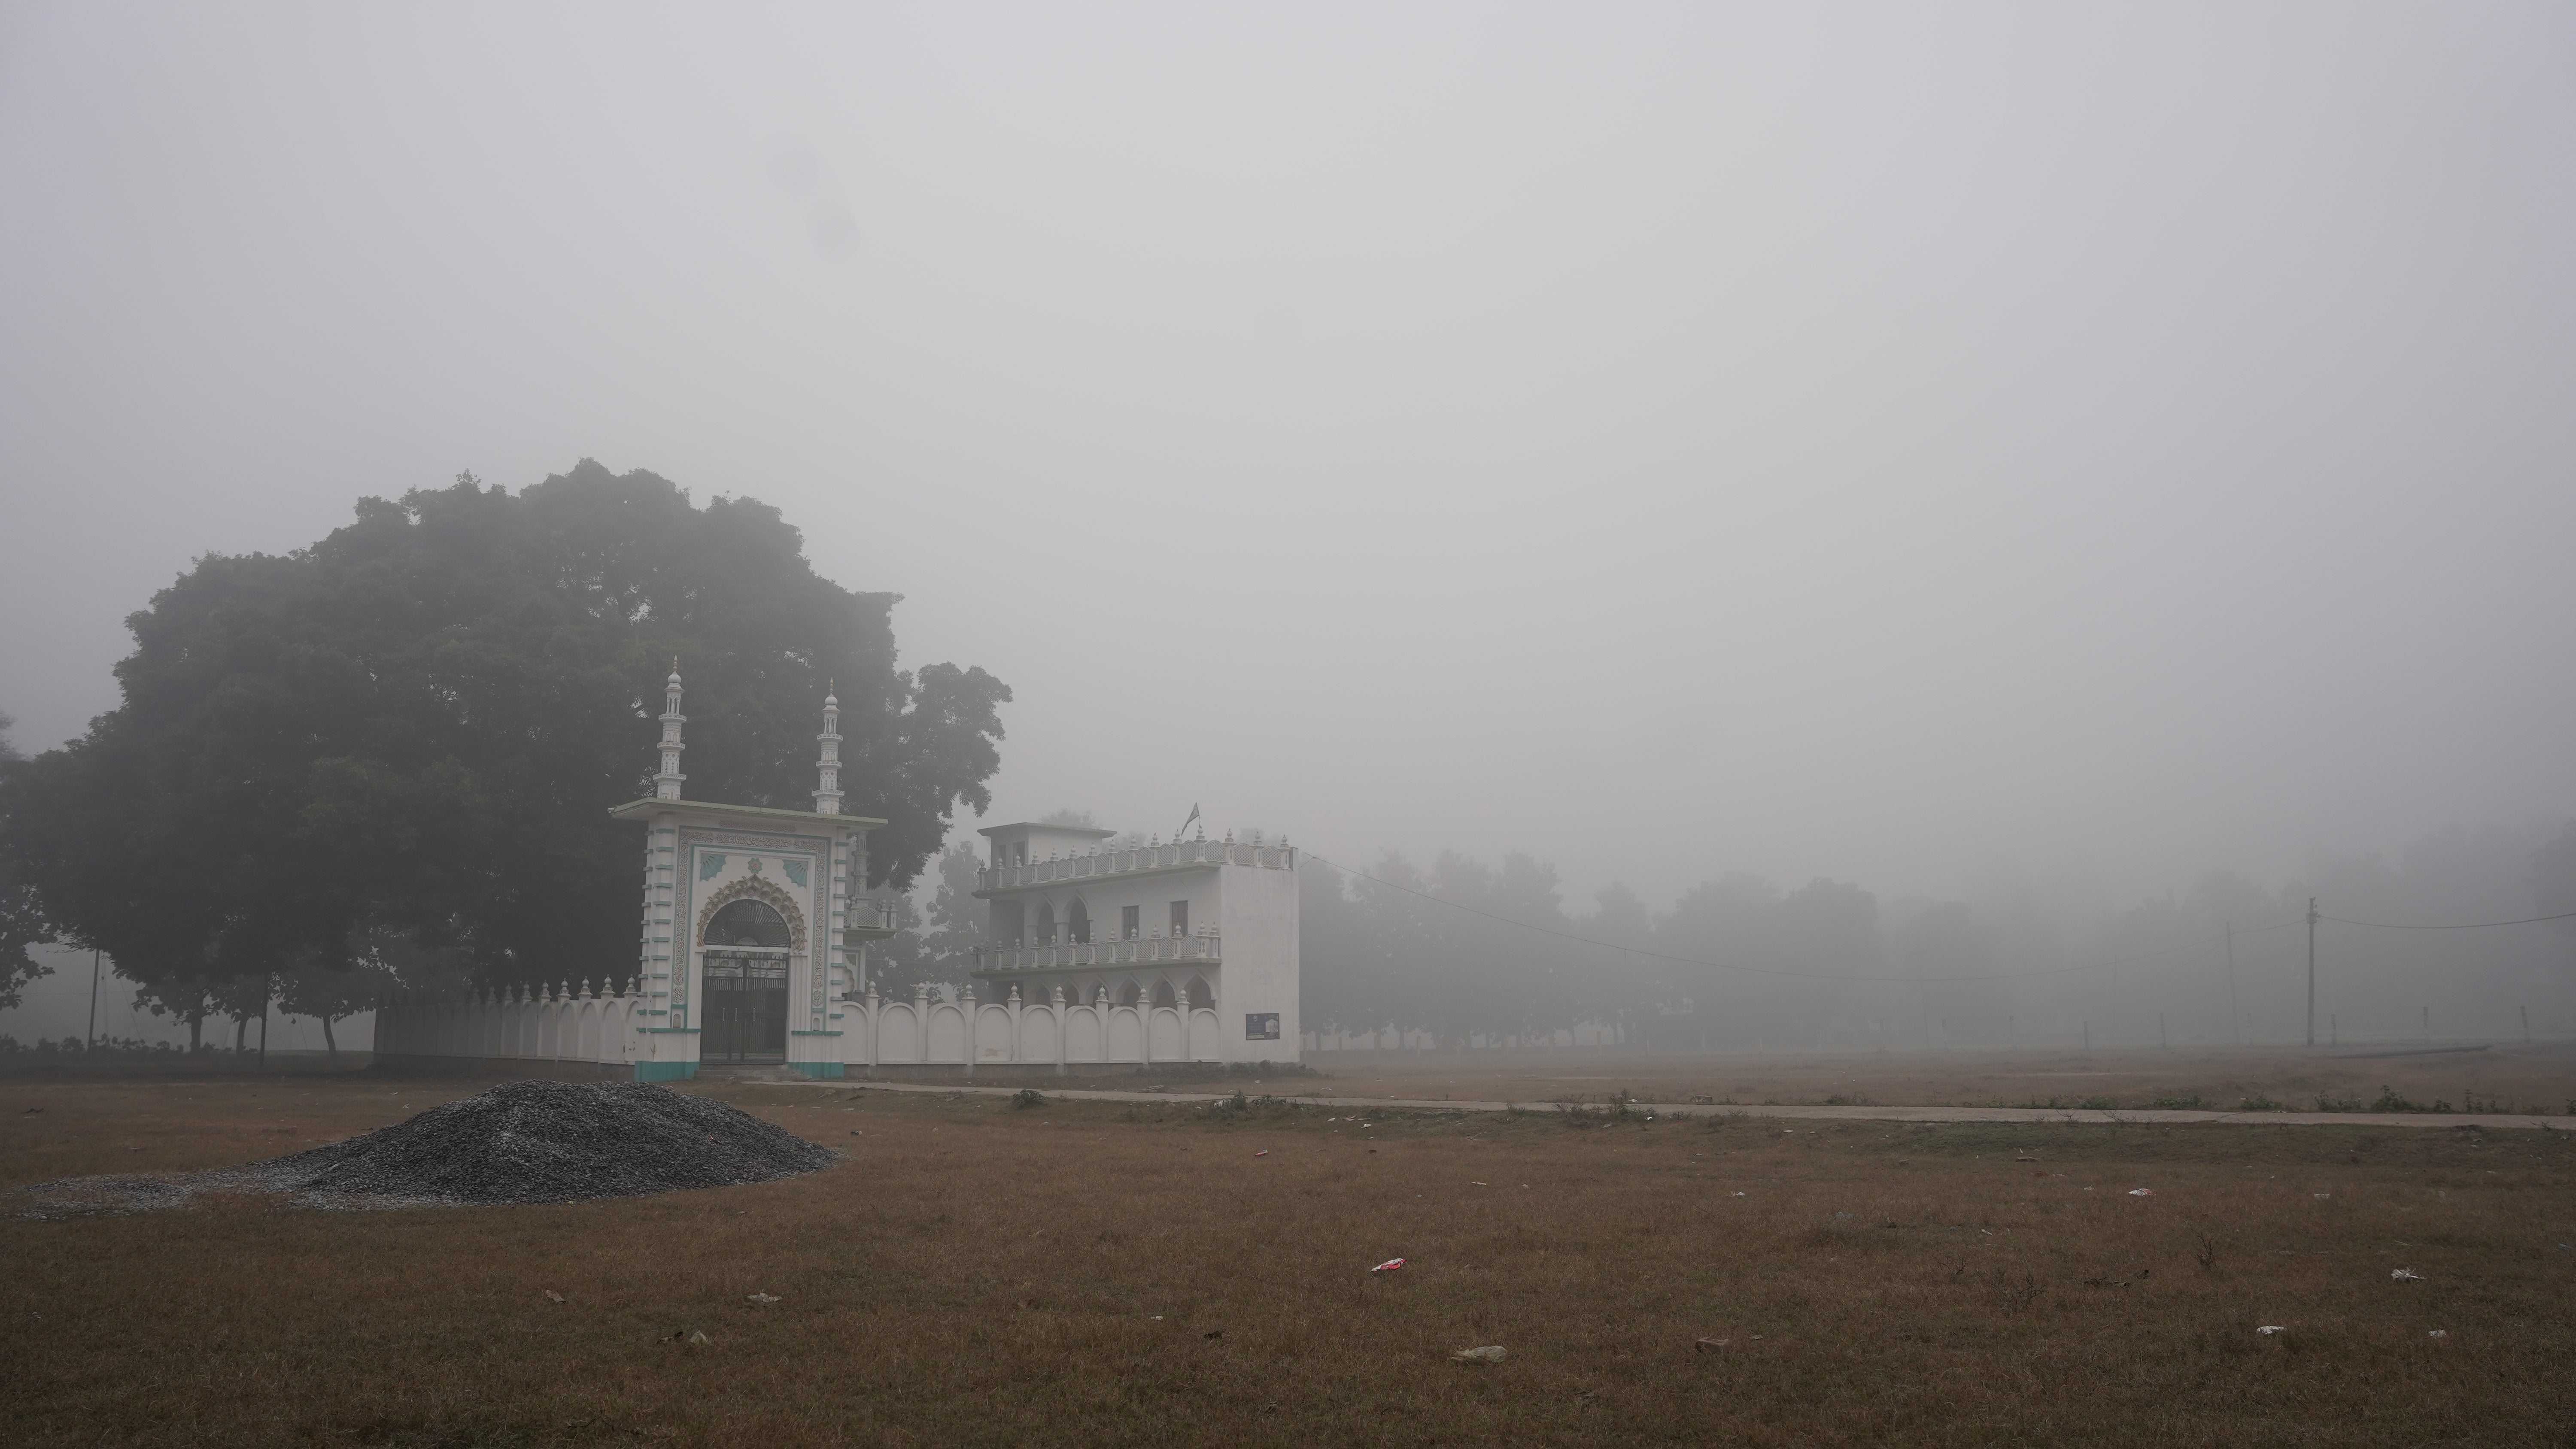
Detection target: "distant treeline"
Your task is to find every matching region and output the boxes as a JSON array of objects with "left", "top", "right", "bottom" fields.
[{"left": 1292, "top": 823, "right": 2576, "bottom": 1052}]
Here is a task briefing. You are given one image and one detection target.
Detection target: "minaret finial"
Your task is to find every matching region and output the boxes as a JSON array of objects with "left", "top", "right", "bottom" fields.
[
  {"left": 814, "top": 686, "right": 844, "bottom": 816},
  {"left": 653, "top": 665, "right": 687, "bottom": 800}
]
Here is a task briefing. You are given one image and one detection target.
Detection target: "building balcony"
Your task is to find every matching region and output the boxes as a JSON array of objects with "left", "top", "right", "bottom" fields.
[
  {"left": 972, "top": 932, "right": 1222, "bottom": 973},
  {"left": 976, "top": 837, "right": 1295, "bottom": 895},
  {"left": 842, "top": 898, "right": 904, "bottom": 943}
]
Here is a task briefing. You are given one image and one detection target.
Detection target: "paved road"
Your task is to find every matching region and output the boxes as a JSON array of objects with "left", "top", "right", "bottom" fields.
[{"left": 764, "top": 1078, "right": 2572, "bottom": 1131}]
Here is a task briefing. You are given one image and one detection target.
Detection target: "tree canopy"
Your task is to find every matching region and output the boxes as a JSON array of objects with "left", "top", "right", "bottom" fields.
[
  {"left": 0, "top": 712, "right": 57, "bottom": 1010},
  {"left": 1, "top": 461, "right": 1008, "bottom": 991}
]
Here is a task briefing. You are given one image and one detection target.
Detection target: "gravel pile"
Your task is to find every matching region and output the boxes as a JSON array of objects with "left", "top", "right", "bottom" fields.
[{"left": 13, "top": 1081, "right": 836, "bottom": 1217}]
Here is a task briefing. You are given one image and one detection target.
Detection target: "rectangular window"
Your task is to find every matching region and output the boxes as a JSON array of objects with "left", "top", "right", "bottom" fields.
[
  {"left": 1121, "top": 905, "right": 1139, "bottom": 940},
  {"left": 1169, "top": 900, "right": 1189, "bottom": 937}
]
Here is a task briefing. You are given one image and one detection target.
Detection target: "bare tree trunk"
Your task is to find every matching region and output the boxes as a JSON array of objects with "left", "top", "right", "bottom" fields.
[
  {"left": 321, "top": 1014, "right": 337, "bottom": 1055},
  {"left": 188, "top": 1010, "right": 204, "bottom": 1052},
  {"left": 232, "top": 1015, "right": 247, "bottom": 1053}
]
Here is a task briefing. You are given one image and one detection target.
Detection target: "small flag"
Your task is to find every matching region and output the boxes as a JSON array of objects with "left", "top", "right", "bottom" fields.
[{"left": 1177, "top": 803, "right": 1202, "bottom": 840}]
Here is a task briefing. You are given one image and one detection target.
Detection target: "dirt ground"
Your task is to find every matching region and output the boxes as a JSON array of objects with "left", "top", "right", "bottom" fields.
[
  {"left": 5, "top": 1070, "right": 2575, "bottom": 1447},
  {"left": 1297, "top": 1040, "right": 2576, "bottom": 1116}
]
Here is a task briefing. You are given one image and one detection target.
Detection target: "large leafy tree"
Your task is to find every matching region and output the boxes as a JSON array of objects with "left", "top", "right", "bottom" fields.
[
  {"left": 2, "top": 461, "right": 1008, "bottom": 991},
  {"left": 0, "top": 712, "right": 58, "bottom": 1009}
]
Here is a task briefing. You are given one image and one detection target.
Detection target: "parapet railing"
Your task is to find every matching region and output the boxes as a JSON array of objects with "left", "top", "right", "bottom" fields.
[
  {"left": 972, "top": 933, "right": 1222, "bottom": 971},
  {"left": 978, "top": 838, "right": 1295, "bottom": 893}
]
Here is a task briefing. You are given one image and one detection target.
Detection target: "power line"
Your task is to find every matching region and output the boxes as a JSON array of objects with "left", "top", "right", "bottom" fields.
[
  {"left": 1303, "top": 851, "right": 2302, "bottom": 985},
  {"left": 2323, "top": 909, "right": 2576, "bottom": 931}
]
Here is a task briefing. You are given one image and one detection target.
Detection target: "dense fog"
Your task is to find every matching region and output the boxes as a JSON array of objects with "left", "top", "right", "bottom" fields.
[{"left": 2, "top": 6, "right": 2572, "bottom": 1046}]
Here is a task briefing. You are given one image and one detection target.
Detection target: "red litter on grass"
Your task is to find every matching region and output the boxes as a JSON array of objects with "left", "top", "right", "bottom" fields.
[
  {"left": 1255, "top": 1150, "right": 1270, "bottom": 1157},
  {"left": 1371, "top": 1258, "right": 1406, "bottom": 1274}
]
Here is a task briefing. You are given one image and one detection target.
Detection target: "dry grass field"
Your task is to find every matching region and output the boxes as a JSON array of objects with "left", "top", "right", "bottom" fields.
[
  {"left": 6, "top": 1070, "right": 2576, "bottom": 1448},
  {"left": 1305, "top": 1040, "right": 2576, "bottom": 1116}
]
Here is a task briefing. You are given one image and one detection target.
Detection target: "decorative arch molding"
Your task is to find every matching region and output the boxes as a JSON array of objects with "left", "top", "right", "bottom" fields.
[{"left": 696, "top": 874, "right": 808, "bottom": 952}]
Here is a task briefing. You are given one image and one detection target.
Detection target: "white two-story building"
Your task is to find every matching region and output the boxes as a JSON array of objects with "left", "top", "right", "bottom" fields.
[{"left": 970, "top": 821, "right": 1300, "bottom": 1063}]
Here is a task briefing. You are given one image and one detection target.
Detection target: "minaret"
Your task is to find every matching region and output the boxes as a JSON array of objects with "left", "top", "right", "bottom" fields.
[
  {"left": 814, "top": 686, "right": 843, "bottom": 816},
  {"left": 653, "top": 662, "right": 687, "bottom": 800}
]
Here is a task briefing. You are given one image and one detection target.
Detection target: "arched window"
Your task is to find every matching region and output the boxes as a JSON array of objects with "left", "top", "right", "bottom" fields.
[
  {"left": 1117, "top": 980, "right": 1142, "bottom": 1007},
  {"left": 1035, "top": 904, "right": 1057, "bottom": 945},
  {"left": 1185, "top": 976, "right": 1212, "bottom": 1010},
  {"left": 705, "top": 898, "right": 791, "bottom": 949},
  {"left": 1150, "top": 979, "right": 1177, "bottom": 1009},
  {"left": 1067, "top": 900, "right": 1091, "bottom": 945}
]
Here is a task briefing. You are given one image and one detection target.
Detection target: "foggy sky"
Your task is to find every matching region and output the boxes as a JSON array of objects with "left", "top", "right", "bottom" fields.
[{"left": 3, "top": 2, "right": 2572, "bottom": 913}]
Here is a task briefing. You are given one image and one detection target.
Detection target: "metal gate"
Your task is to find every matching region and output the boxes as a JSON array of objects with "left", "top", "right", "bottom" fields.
[{"left": 702, "top": 953, "right": 788, "bottom": 1063}]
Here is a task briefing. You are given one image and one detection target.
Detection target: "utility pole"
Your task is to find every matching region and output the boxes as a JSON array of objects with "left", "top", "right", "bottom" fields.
[
  {"left": 2225, "top": 923, "right": 2240, "bottom": 1046},
  {"left": 86, "top": 948, "right": 102, "bottom": 1049},
  {"left": 2304, "top": 897, "right": 2320, "bottom": 1048}
]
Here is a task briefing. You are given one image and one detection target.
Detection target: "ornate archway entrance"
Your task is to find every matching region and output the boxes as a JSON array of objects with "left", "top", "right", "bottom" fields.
[{"left": 702, "top": 897, "right": 792, "bottom": 1064}]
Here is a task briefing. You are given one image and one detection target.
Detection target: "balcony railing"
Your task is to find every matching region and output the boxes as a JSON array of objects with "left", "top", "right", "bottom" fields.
[
  {"left": 978, "top": 838, "right": 1295, "bottom": 894},
  {"left": 973, "top": 932, "right": 1222, "bottom": 972},
  {"left": 841, "top": 898, "right": 902, "bottom": 943}
]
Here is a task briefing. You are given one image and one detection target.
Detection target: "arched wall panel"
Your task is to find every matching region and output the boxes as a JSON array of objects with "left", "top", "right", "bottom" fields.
[
  {"left": 877, "top": 1003, "right": 920, "bottom": 1062},
  {"left": 1148, "top": 1007, "right": 1184, "bottom": 1062},
  {"left": 1020, "top": 1008, "right": 1060, "bottom": 1063},
  {"left": 927, "top": 1004, "right": 969, "bottom": 1062},
  {"left": 1066, "top": 1007, "right": 1102, "bottom": 1062},
  {"left": 1106, "top": 1006, "right": 1144, "bottom": 1062},
  {"left": 975, "top": 1004, "right": 1015, "bottom": 1061}
]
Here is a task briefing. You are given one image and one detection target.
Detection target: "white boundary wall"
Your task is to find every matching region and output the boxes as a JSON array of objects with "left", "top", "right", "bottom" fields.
[
  {"left": 838, "top": 985, "right": 1230, "bottom": 1070},
  {"left": 371, "top": 979, "right": 1257, "bottom": 1077},
  {"left": 374, "top": 982, "right": 647, "bottom": 1072}
]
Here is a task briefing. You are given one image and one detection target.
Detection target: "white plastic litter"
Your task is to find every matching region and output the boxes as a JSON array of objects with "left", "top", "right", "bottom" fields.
[
  {"left": 2391, "top": 1269, "right": 2424, "bottom": 1282},
  {"left": 747, "top": 1292, "right": 781, "bottom": 1304},
  {"left": 1451, "top": 1345, "right": 1507, "bottom": 1363},
  {"left": 2427, "top": 1330, "right": 2448, "bottom": 1339},
  {"left": 2256, "top": 1325, "right": 2285, "bottom": 1336},
  {"left": 2127, "top": 1188, "right": 2155, "bottom": 1197},
  {"left": 1371, "top": 1258, "right": 1406, "bottom": 1274}
]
